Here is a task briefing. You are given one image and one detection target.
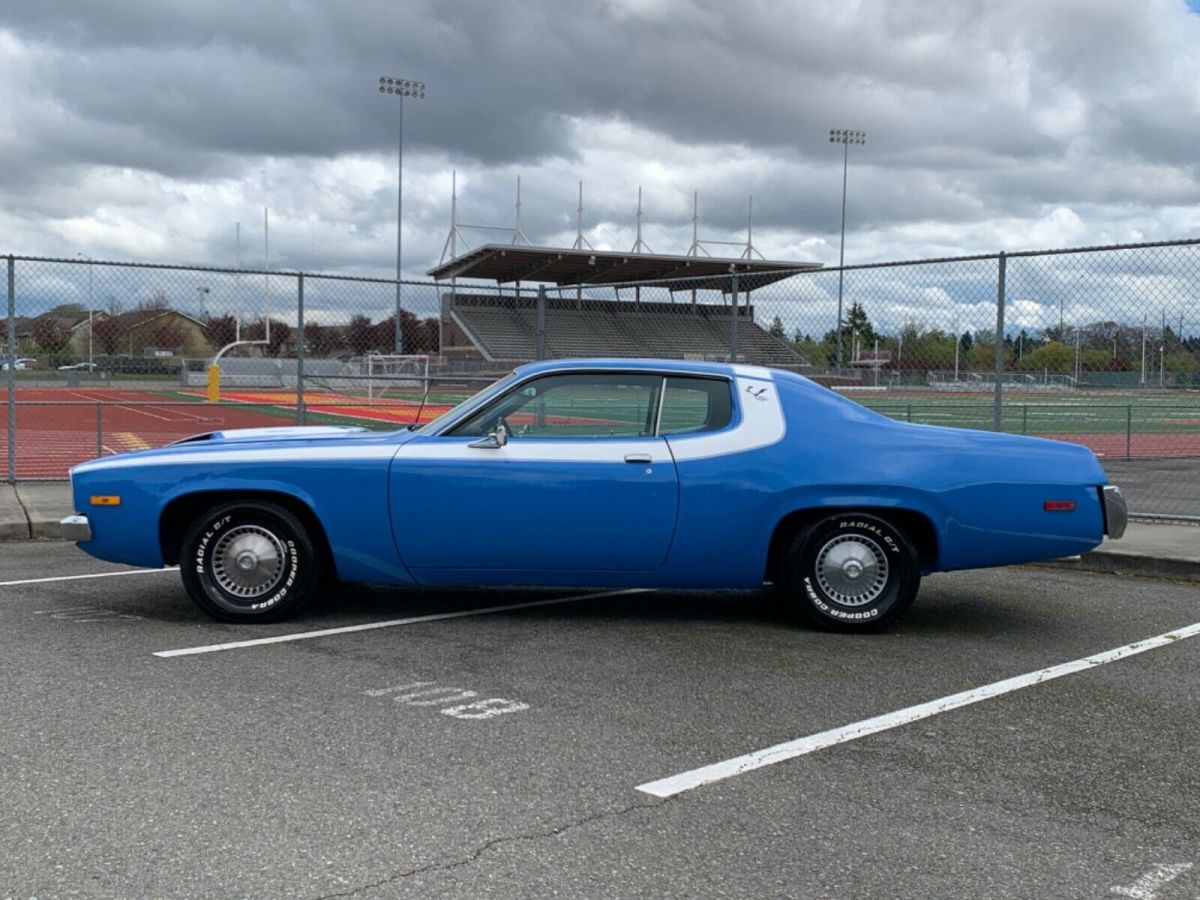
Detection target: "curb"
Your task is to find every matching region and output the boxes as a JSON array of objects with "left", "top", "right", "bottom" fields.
[
  {"left": 0, "top": 517, "right": 63, "bottom": 542},
  {"left": 1036, "top": 550, "right": 1200, "bottom": 583},
  {"left": 0, "top": 520, "right": 32, "bottom": 541}
]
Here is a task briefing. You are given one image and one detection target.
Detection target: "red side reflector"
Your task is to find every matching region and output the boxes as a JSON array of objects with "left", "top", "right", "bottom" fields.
[{"left": 1044, "top": 500, "right": 1076, "bottom": 511}]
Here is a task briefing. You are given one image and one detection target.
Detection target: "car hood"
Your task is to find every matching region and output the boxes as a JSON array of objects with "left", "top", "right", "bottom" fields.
[
  {"left": 70, "top": 425, "right": 417, "bottom": 476},
  {"left": 169, "top": 425, "right": 374, "bottom": 444}
]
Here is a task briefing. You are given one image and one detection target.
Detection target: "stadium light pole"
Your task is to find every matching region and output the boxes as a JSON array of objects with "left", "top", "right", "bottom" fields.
[
  {"left": 829, "top": 128, "right": 866, "bottom": 369},
  {"left": 378, "top": 75, "right": 426, "bottom": 355}
]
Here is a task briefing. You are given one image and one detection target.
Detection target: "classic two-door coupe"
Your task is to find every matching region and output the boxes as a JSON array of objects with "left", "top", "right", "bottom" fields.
[{"left": 62, "top": 358, "right": 1126, "bottom": 631}]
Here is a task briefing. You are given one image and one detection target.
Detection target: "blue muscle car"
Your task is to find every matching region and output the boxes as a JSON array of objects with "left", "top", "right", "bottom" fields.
[{"left": 61, "top": 359, "right": 1126, "bottom": 631}]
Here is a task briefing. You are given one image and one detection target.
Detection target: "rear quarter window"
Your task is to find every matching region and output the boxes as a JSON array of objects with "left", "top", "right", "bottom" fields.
[{"left": 659, "top": 377, "right": 734, "bottom": 435}]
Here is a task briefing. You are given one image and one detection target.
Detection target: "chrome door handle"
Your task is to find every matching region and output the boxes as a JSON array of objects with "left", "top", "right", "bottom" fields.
[{"left": 624, "top": 453, "right": 653, "bottom": 464}]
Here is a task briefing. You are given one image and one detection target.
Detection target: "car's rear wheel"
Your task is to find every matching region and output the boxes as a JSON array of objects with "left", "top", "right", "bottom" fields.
[
  {"left": 782, "top": 512, "right": 920, "bottom": 632},
  {"left": 180, "top": 501, "right": 320, "bottom": 623}
]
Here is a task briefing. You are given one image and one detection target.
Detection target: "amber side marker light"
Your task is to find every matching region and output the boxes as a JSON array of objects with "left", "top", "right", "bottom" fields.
[
  {"left": 90, "top": 496, "right": 121, "bottom": 507},
  {"left": 1043, "top": 500, "right": 1076, "bottom": 511}
]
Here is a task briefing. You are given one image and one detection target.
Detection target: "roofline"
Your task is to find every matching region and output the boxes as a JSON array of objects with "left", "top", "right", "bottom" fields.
[{"left": 427, "top": 242, "right": 821, "bottom": 286}]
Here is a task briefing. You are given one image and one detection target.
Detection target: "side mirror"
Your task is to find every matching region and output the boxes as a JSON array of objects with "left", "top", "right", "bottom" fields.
[{"left": 468, "top": 422, "right": 509, "bottom": 449}]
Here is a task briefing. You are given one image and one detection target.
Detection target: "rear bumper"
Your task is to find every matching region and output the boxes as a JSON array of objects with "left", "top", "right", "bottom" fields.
[
  {"left": 60, "top": 514, "right": 92, "bottom": 543},
  {"left": 1101, "top": 486, "right": 1127, "bottom": 540}
]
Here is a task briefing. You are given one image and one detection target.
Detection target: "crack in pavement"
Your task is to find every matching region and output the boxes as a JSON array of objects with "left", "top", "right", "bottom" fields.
[{"left": 313, "top": 797, "right": 668, "bottom": 899}]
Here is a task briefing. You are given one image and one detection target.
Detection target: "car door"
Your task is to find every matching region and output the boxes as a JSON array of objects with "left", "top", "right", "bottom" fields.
[{"left": 389, "top": 371, "right": 679, "bottom": 576}]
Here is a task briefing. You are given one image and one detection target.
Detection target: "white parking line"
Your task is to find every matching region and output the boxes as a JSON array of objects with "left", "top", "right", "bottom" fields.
[
  {"left": 0, "top": 568, "right": 179, "bottom": 587},
  {"left": 636, "top": 619, "right": 1200, "bottom": 798},
  {"left": 154, "top": 588, "right": 651, "bottom": 658},
  {"left": 1111, "top": 863, "right": 1193, "bottom": 899}
]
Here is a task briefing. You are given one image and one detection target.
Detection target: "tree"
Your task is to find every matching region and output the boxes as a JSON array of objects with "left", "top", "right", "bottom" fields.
[
  {"left": 304, "top": 323, "right": 345, "bottom": 357},
  {"left": 959, "top": 331, "right": 974, "bottom": 353},
  {"left": 1017, "top": 341, "right": 1074, "bottom": 374},
  {"left": 768, "top": 316, "right": 786, "bottom": 340},
  {"left": 94, "top": 317, "right": 126, "bottom": 355},
  {"left": 242, "top": 318, "right": 292, "bottom": 357},
  {"left": 203, "top": 315, "right": 238, "bottom": 350},
  {"left": 844, "top": 301, "right": 876, "bottom": 346},
  {"left": 821, "top": 301, "right": 875, "bottom": 359},
  {"left": 346, "top": 315, "right": 374, "bottom": 355},
  {"left": 1165, "top": 351, "right": 1200, "bottom": 375},
  {"left": 33, "top": 317, "right": 71, "bottom": 354},
  {"left": 790, "top": 336, "right": 827, "bottom": 366}
]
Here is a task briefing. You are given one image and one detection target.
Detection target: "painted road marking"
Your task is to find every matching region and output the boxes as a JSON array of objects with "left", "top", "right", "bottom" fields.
[
  {"left": 1110, "top": 863, "right": 1193, "bottom": 899},
  {"left": 33, "top": 605, "right": 143, "bottom": 622},
  {"left": 636, "top": 620, "right": 1200, "bottom": 798},
  {"left": 154, "top": 588, "right": 651, "bottom": 658},
  {"left": 0, "top": 568, "right": 178, "bottom": 588},
  {"left": 365, "top": 678, "right": 530, "bottom": 720}
]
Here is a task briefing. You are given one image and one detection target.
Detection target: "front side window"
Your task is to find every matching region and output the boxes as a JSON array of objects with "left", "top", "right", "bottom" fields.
[
  {"left": 658, "top": 376, "right": 734, "bottom": 435},
  {"left": 447, "top": 373, "right": 664, "bottom": 439}
]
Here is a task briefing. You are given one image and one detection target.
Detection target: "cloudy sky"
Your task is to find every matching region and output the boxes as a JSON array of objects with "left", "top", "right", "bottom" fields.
[{"left": 2, "top": 0, "right": 1200, "bottom": 283}]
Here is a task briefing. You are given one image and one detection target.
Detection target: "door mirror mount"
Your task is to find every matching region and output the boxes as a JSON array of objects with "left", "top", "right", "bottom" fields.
[{"left": 468, "top": 422, "right": 509, "bottom": 449}]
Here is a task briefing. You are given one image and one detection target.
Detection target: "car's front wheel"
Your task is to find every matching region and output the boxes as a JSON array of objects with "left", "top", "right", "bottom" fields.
[
  {"left": 180, "top": 501, "right": 320, "bottom": 623},
  {"left": 782, "top": 512, "right": 920, "bottom": 632}
]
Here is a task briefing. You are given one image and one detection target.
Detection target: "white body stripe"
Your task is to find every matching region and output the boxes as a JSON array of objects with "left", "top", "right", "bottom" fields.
[
  {"left": 400, "top": 439, "right": 669, "bottom": 463},
  {"left": 73, "top": 445, "right": 398, "bottom": 472},
  {"left": 731, "top": 364, "right": 774, "bottom": 380}
]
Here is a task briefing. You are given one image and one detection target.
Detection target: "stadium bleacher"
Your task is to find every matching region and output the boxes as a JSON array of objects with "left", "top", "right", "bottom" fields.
[{"left": 447, "top": 294, "right": 803, "bottom": 367}]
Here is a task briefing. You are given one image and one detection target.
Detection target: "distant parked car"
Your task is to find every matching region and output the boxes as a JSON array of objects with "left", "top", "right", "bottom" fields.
[
  {"left": 1, "top": 358, "right": 36, "bottom": 370},
  {"left": 57, "top": 362, "right": 98, "bottom": 371},
  {"left": 61, "top": 359, "right": 1127, "bottom": 630}
]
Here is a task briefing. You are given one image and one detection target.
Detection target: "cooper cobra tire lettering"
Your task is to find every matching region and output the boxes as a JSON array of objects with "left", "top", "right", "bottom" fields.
[
  {"left": 179, "top": 503, "right": 320, "bottom": 624},
  {"left": 784, "top": 512, "right": 921, "bottom": 633}
]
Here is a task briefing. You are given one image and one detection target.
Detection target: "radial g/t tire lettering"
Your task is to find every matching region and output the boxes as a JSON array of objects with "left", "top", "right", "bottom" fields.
[
  {"left": 783, "top": 512, "right": 921, "bottom": 632},
  {"left": 180, "top": 500, "right": 320, "bottom": 623}
]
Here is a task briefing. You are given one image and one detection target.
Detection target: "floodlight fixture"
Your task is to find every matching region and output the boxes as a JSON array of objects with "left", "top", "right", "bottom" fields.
[
  {"left": 829, "top": 127, "right": 868, "bottom": 368},
  {"left": 829, "top": 129, "right": 866, "bottom": 145},
  {"left": 377, "top": 75, "right": 428, "bottom": 353},
  {"left": 378, "top": 76, "right": 426, "bottom": 99}
]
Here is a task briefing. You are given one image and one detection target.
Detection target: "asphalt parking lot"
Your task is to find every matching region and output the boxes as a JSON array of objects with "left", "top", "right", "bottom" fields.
[{"left": 1, "top": 543, "right": 1197, "bottom": 899}]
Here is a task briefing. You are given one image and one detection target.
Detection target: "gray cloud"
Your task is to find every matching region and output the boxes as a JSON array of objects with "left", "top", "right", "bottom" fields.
[{"left": 0, "top": 0, "right": 1198, "bottom": 278}]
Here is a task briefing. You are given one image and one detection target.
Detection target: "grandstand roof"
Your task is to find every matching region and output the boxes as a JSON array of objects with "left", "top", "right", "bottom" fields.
[{"left": 426, "top": 244, "right": 820, "bottom": 291}]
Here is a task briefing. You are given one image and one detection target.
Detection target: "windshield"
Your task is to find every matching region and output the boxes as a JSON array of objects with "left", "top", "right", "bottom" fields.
[{"left": 416, "top": 372, "right": 519, "bottom": 435}]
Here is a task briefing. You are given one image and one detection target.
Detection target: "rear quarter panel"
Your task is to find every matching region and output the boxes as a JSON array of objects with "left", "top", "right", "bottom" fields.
[{"left": 741, "top": 375, "right": 1108, "bottom": 575}]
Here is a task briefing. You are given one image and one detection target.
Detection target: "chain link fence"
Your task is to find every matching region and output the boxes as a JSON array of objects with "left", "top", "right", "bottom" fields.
[{"left": 4, "top": 243, "right": 1199, "bottom": 520}]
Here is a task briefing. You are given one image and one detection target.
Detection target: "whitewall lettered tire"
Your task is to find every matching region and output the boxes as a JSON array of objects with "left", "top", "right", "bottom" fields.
[
  {"left": 783, "top": 512, "right": 920, "bottom": 632},
  {"left": 180, "top": 501, "right": 320, "bottom": 623}
]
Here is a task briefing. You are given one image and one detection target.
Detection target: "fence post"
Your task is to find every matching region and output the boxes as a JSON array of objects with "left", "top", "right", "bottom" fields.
[
  {"left": 993, "top": 252, "right": 1006, "bottom": 432},
  {"left": 729, "top": 273, "right": 740, "bottom": 361},
  {"left": 535, "top": 286, "right": 546, "bottom": 360},
  {"left": 296, "top": 273, "right": 306, "bottom": 425},
  {"left": 6, "top": 256, "right": 15, "bottom": 484},
  {"left": 1125, "top": 406, "right": 1132, "bottom": 460},
  {"left": 96, "top": 403, "right": 103, "bottom": 458}
]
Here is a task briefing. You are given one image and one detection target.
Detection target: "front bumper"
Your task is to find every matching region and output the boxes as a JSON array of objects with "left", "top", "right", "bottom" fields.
[
  {"left": 60, "top": 514, "right": 92, "bottom": 543},
  {"left": 1101, "top": 485, "right": 1127, "bottom": 540}
]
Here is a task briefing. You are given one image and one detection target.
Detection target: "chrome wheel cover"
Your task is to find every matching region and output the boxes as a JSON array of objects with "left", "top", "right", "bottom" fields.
[
  {"left": 815, "top": 534, "right": 889, "bottom": 607},
  {"left": 211, "top": 525, "right": 286, "bottom": 600}
]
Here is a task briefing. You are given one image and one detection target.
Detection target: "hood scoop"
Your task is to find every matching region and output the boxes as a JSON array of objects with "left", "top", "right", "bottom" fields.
[{"left": 171, "top": 426, "right": 370, "bottom": 445}]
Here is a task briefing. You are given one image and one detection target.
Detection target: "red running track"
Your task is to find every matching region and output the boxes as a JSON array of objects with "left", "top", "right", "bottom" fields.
[{"left": 3, "top": 386, "right": 1199, "bottom": 479}]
